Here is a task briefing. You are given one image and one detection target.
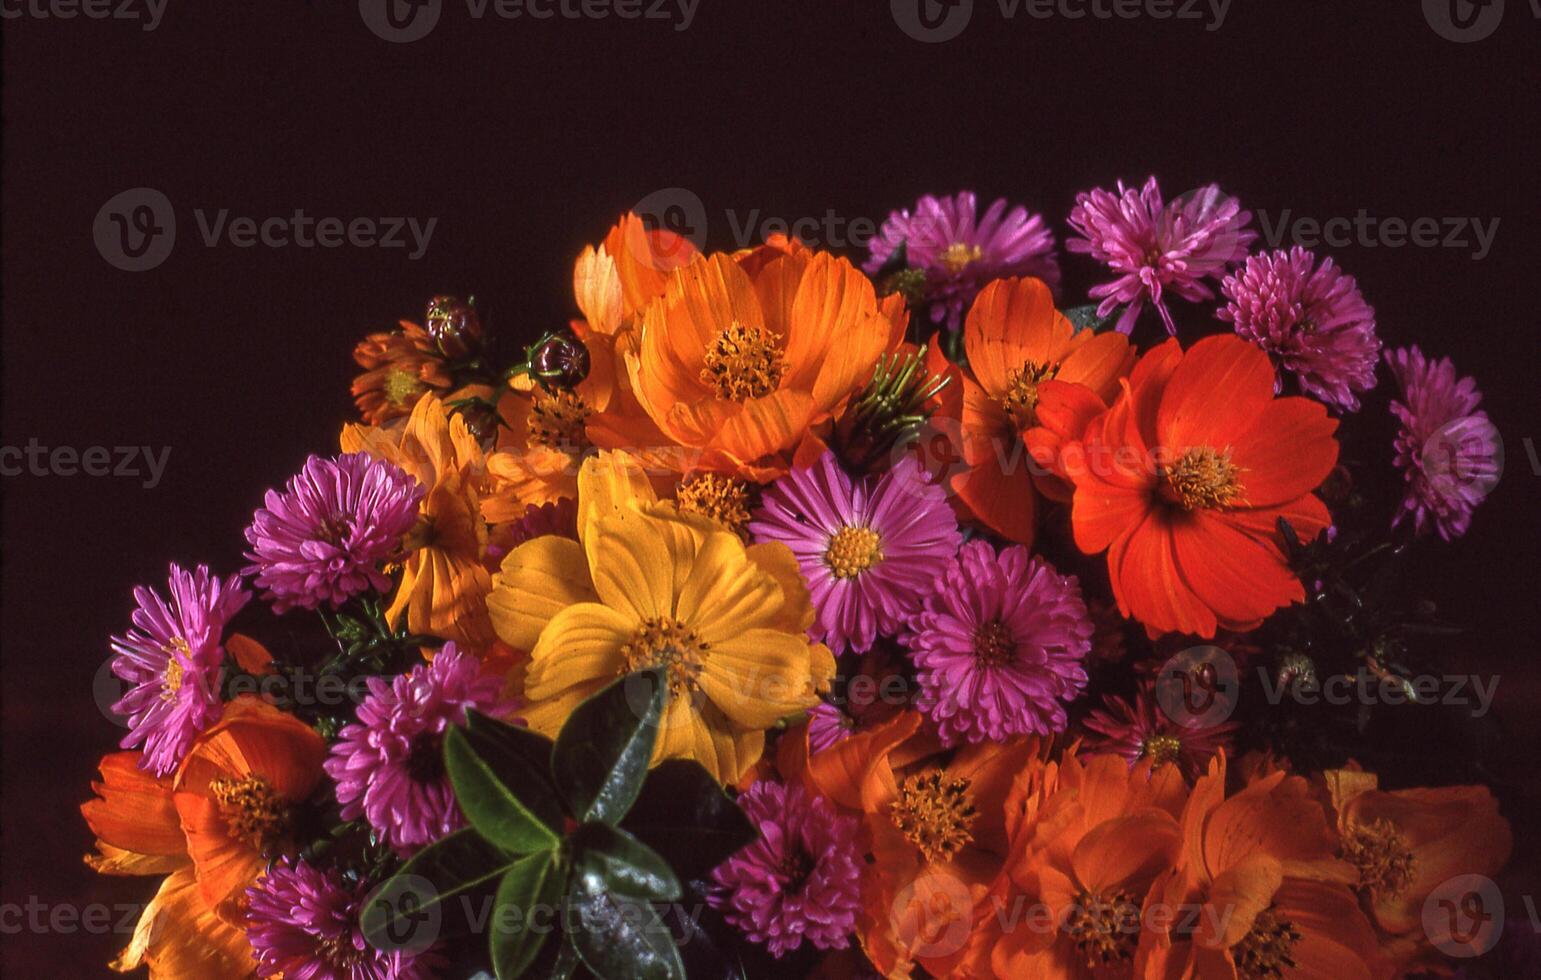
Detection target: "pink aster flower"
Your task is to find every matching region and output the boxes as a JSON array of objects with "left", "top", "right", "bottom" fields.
[
  {"left": 806, "top": 702, "right": 855, "bottom": 755},
  {"left": 747, "top": 452, "right": 961, "bottom": 655},
  {"left": 508, "top": 497, "right": 578, "bottom": 545},
  {"left": 864, "top": 191, "right": 1060, "bottom": 331},
  {"left": 709, "top": 780, "right": 862, "bottom": 958},
  {"left": 324, "top": 643, "right": 515, "bottom": 852},
  {"left": 244, "top": 453, "right": 423, "bottom": 613},
  {"left": 109, "top": 564, "right": 249, "bottom": 776},
  {"left": 1218, "top": 247, "right": 1381, "bottom": 411},
  {"left": 905, "top": 540, "right": 1090, "bottom": 746},
  {"left": 247, "top": 858, "right": 438, "bottom": 979},
  {"left": 1385, "top": 346, "right": 1502, "bottom": 540},
  {"left": 1067, "top": 176, "right": 1255, "bottom": 335},
  {"left": 1081, "top": 684, "right": 1237, "bottom": 782}
]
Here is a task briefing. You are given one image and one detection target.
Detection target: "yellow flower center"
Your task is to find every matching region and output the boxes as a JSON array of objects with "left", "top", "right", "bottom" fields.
[
  {"left": 1233, "top": 906, "right": 1302, "bottom": 980},
  {"left": 209, "top": 775, "right": 292, "bottom": 854},
  {"left": 973, "top": 620, "right": 1016, "bottom": 667},
  {"left": 675, "top": 474, "right": 754, "bottom": 536},
  {"left": 1000, "top": 361, "right": 1058, "bottom": 429},
  {"left": 619, "top": 617, "right": 709, "bottom": 699},
  {"left": 700, "top": 321, "right": 785, "bottom": 401},
  {"left": 890, "top": 771, "right": 978, "bottom": 863},
  {"left": 940, "top": 242, "right": 983, "bottom": 275},
  {"left": 1064, "top": 889, "right": 1141, "bottom": 970},
  {"left": 1341, "top": 818, "right": 1417, "bottom": 899},
  {"left": 383, "top": 368, "right": 425, "bottom": 406},
  {"left": 527, "top": 389, "right": 593, "bottom": 453},
  {"left": 825, "top": 526, "right": 883, "bottom": 580},
  {"left": 1141, "top": 733, "right": 1184, "bottom": 767},
  {"left": 161, "top": 637, "right": 191, "bottom": 700},
  {"left": 1160, "top": 446, "right": 1244, "bottom": 511}
]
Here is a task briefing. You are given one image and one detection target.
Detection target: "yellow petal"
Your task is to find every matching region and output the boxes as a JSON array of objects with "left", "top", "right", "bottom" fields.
[
  {"left": 746, "top": 541, "right": 816, "bottom": 633},
  {"left": 675, "top": 531, "right": 782, "bottom": 640},
  {"left": 699, "top": 629, "right": 822, "bottom": 729},
  {"left": 588, "top": 508, "right": 695, "bottom": 622},
  {"left": 577, "top": 451, "right": 658, "bottom": 550},
  {"left": 489, "top": 536, "right": 597, "bottom": 651},
  {"left": 524, "top": 602, "right": 634, "bottom": 707}
]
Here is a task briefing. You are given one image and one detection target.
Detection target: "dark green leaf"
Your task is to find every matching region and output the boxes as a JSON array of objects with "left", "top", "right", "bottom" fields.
[
  {"left": 446, "top": 727, "right": 561, "bottom": 853},
  {"left": 462, "top": 711, "right": 565, "bottom": 830},
  {"left": 361, "top": 828, "right": 516, "bottom": 954},
  {"left": 1064, "top": 303, "right": 1120, "bottom": 334},
  {"left": 491, "top": 850, "right": 564, "bottom": 980},
  {"left": 552, "top": 668, "right": 667, "bottom": 824},
  {"left": 570, "top": 821, "right": 680, "bottom": 903},
  {"left": 622, "top": 760, "right": 757, "bottom": 881},
  {"left": 524, "top": 931, "right": 583, "bottom": 980},
  {"left": 563, "top": 872, "right": 684, "bottom": 980}
]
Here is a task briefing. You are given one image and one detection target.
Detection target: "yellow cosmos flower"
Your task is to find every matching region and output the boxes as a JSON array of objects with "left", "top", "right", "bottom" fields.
[{"left": 488, "top": 452, "right": 834, "bottom": 783}]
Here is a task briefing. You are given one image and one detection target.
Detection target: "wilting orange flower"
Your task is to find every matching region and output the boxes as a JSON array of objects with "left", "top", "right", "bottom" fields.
[
  {"left": 350, "top": 319, "right": 451, "bottom": 424},
  {"left": 1137, "top": 755, "right": 1385, "bottom": 979},
  {"left": 342, "top": 393, "right": 495, "bottom": 649},
  {"left": 930, "top": 277, "right": 1133, "bottom": 546},
  {"left": 1067, "top": 334, "right": 1339, "bottom": 638},
  {"left": 626, "top": 245, "right": 900, "bottom": 480}
]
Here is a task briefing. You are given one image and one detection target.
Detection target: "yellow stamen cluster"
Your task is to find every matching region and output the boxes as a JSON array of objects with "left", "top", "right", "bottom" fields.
[
  {"left": 161, "top": 636, "right": 191, "bottom": 701},
  {"left": 383, "top": 368, "right": 425, "bottom": 407},
  {"left": 1341, "top": 818, "right": 1417, "bottom": 899},
  {"left": 527, "top": 389, "right": 593, "bottom": 453},
  {"left": 1000, "top": 361, "right": 1058, "bottom": 429},
  {"left": 973, "top": 620, "right": 1017, "bottom": 667},
  {"left": 940, "top": 242, "right": 983, "bottom": 275},
  {"left": 825, "top": 526, "right": 883, "bottom": 580},
  {"left": 1233, "top": 906, "right": 1302, "bottom": 979},
  {"left": 1161, "top": 446, "right": 1244, "bottom": 511},
  {"left": 890, "top": 770, "right": 978, "bottom": 863},
  {"left": 700, "top": 322, "right": 785, "bottom": 401},
  {"left": 675, "top": 474, "right": 754, "bottom": 537},
  {"left": 1141, "top": 733, "right": 1184, "bottom": 768},
  {"left": 209, "top": 775, "right": 292, "bottom": 854},
  {"left": 619, "top": 617, "right": 709, "bottom": 699},
  {"left": 1064, "top": 889, "right": 1141, "bottom": 969}
]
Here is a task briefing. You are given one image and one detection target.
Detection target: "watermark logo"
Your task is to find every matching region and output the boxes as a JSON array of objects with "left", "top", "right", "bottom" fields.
[
  {"left": 1423, "top": 0, "right": 1506, "bottom": 42},
  {"left": 1423, "top": 416, "right": 1504, "bottom": 506},
  {"left": 360, "top": 0, "right": 444, "bottom": 43},
  {"left": 1423, "top": 874, "right": 1504, "bottom": 957},
  {"left": 94, "top": 188, "right": 176, "bottom": 272},
  {"left": 1155, "top": 645, "right": 1240, "bottom": 728},
  {"left": 365, "top": 874, "right": 444, "bottom": 955},
  {"left": 892, "top": 0, "right": 974, "bottom": 42},
  {"left": 889, "top": 870, "right": 975, "bottom": 960},
  {"left": 630, "top": 186, "right": 709, "bottom": 266}
]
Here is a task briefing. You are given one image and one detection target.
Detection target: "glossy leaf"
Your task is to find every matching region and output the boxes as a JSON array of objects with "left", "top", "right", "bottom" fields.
[
  {"left": 621, "top": 760, "right": 757, "bottom": 881},
  {"left": 1065, "top": 303, "right": 1120, "bottom": 333},
  {"left": 490, "top": 850, "right": 564, "bottom": 980},
  {"left": 563, "top": 871, "right": 684, "bottom": 980},
  {"left": 552, "top": 668, "right": 666, "bottom": 824},
  {"left": 570, "top": 821, "right": 681, "bottom": 903},
  {"left": 361, "top": 828, "right": 516, "bottom": 953},
  {"left": 446, "top": 727, "right": 561, "bottom": 853},
  {"left": 462, "top": 710, "right": 564, "bottom": 830}
]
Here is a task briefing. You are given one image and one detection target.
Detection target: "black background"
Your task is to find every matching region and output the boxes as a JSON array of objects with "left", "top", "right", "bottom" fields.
[{"left": 3, "top": 2, "right": 1538, "bottom": 974}]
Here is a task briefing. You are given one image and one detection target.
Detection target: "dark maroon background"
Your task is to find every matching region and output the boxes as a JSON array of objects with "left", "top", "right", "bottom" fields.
[{"left": 3, "top": 2, "right": 1538, "bottom": 974}]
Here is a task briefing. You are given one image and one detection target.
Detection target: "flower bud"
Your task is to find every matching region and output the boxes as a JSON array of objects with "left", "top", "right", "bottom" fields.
[
  {"left": 529, "top": 332, "right": 591, "bottom": 389},
  {"left": 426, "top": 296, "right": 482, "bottom": 360}
]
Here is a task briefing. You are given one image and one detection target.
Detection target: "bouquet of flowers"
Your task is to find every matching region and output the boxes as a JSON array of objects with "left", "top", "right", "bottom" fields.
[{"left": 83, "top": 181, "right": 1516, "bottom": 980}]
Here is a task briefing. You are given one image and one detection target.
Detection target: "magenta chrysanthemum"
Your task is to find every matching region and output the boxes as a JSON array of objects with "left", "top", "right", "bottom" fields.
[
  {"left": 1218, "top": 247, "right": 1381, "bottom": 411},
  {"left": 747, "top": 452, "right": 961, "bottom": 655},
  {"left": 1067, "top": 176, "right": 1255, "bottom": 335},
  {"left": 806, "top": 701, "right": 855, "bottom": 755},
  {"left": 324, "top": 643, "right": 515, "bottom": 852},
  {"left": 906, "top": 540, "right": 1091, "bottom": 746},
  {"left": 246, "top": 858, "right": 437, "bottom": 979},
  {"left": 109, "top": 563, "right": 249, "bottom": 776},
  {"left": 1385, "top": 346, "right": 1502, "bottom": 541},
  {"left": 1081, "top": 684, "right": 1237, "bottom": 782},
  {"left": 508, "top": 497, "right": 578, "bottom": 546},
  {"left": 244, "top": 453, "right": 423, "bottom": 613},
  {"left": 709, "top": 780, "right": 862, "bottom": 958},
  {"left": 864, "top": 191, "right": 1060, "bottom": 331}
]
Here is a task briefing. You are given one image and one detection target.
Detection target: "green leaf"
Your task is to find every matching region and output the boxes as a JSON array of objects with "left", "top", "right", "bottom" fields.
[
  {"left": 1065, "top": 303, "right": 1121, "bottom": 334},
  {"left": 570, "top": 821, "right": 681, "bottom": 903},
  {"left": 552, "top": 668, "right": 667, "bottom": 824},
  {"left": 563, "top": 871, "right": 685, "bottom": 980},
  {"left": 621, "top": 760, "right": 757, "bottom": 881},
  {"left": 445, "top": 727, "right": 561, "bottom": 853},
  {"left": 490, "top": 850, "right": 565, "bottom": 980},
  {"left": 361, "top": 828, "right": 516, "bottom": 954},
  {"left": 462, "top": 710, "right": 564, "bottom": 830}
]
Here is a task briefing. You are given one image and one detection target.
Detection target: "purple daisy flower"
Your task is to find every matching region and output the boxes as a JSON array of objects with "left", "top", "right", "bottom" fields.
[
  {"left": 1081, "top": 685, "right": 1237, "bottom": 782},
  {"left": 806, "top": 702, "right": 855, "bottom": 755},
  {"left": 109, "top": 564, "right": 249, "bottom": 776},
  {"left": 905, "top": 540, "right": 1090, "bottom": 746},
  {"left": 864, "top": 191, "right": 1060, "bottom": 331},
  {"left": 709, "top": 780, "right": 862, "bottom": 958},
  {"left": 244, "top": 453, "right": 424, "bottom": 613},
  {"left": 1385, "top": 346, "right": 1502, "bottom": 541},
  {"left": 247, "top": 858, "right": 438, "bottom": 979},
  {"left": 324, "top": 643, "right": 515, "bottom": 852},
  {"left": 1067, "top": 176, "right": 1255, "bottom": 335},
  {"left": 1218, "top": 247, "right": 1381, "bottom": 411},
  {"left": 747, "top": 452, "right": 961, "bottom": 656}
]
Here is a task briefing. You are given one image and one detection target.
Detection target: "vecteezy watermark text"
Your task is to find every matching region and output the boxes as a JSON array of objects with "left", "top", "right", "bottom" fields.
[
  {"left": 1, "top": 0, "right": 166, "bottom": 31},
  {"left": 359, "top": 0, "right": 699, "bottom": 44},
  {"left": 1255, "top": 209, "right": 1500, "bottom": 261},
  {"left": 1, "top": 440, "right": 170, "bottom": 489},
  {"left": 891, "top": 0, "right": 1231, "bottom": 43}
]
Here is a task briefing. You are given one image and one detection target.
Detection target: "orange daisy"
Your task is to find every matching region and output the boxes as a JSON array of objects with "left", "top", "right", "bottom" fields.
[
  {"left": 1067, "top": 334, "right": 1340, "bottom": 638},
  {"left": 350, "top": 319, "right": 451, "bottom": 424}
]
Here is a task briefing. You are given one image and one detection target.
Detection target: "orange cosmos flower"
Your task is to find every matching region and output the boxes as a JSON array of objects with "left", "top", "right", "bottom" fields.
[
  {"left": 931, "top": 277, "right": 1134, "bottom": 546},
  {"left": 350, "top": 319, "right": 451, "bottom": 424},
  {"left": 573, "top": 211, "right": 701, "bottom": 336},
  {"left": 342, "top": 393, "right": 496, "bottom": 649},
  {"left": 1137, "top": 755, "right": 1385, "bottom": 980},
  {"left": 1067, "top": 334, "right": 1339, "bottom": 638},
  {"left": 627, "top": 246, "right": 899, "bottom": 480}
]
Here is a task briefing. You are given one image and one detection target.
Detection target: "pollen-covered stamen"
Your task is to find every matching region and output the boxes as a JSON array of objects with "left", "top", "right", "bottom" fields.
[
  {"left": 527, "top": 389, "right": 593, "bottom": 453},
  {"left": 383, "top": 368, "right": 425, "bottom": 407},
  {"left": 675, "top": 473, "right": 754, "bottom": 536},
  {"left": 700, "top": 321, "right": 785, "bottom": 401},
  {"left": 825, "top": 526, "right": 883, "bottom": 579},
  {"left": 161, "top": 636, "right": 191, "bottom": 700},
  {"left": 1233, "top": 906, "right": 1302, "bottom": 979},
  {"left": 890, "top": 771, "right": 978, "bottom": 863},
  {"left": 1064, "top": 889, "right": 1141, "bottom": 969},
  {"left": 1000, "top": 361, "right": 1058, "bottom": 429},
  {"left": 1160, "top": 446, "right": 1244, "bottom": 511},
  {"left": 940, "top": 242, "right": 983, "bottom": 275},
  {"left": 1140, "top": 733, "right": 1184, "bottom": 767},
  {"left": 619, "top": 617, "right": 710, "bottom": 699},
  {"left": 1341, "top": 818, "right": 1417, "bottom": 899},
  {"left": 973, "top": 620, "right": 1016, "bottom": 667},
  {"left": 209, "top": 775, "right": 293, "bottom": 854}
]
